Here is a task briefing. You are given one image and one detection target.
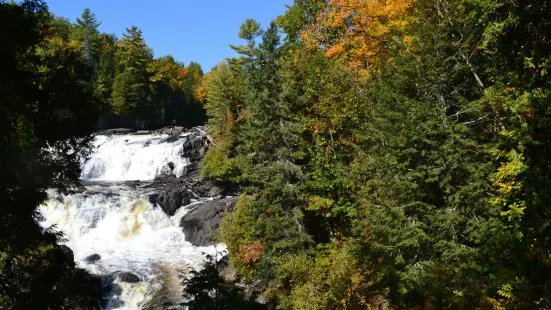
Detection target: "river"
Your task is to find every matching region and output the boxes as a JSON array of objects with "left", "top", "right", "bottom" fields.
[{"left": 39, "top": 132, "right": 221, "bottom": 309}]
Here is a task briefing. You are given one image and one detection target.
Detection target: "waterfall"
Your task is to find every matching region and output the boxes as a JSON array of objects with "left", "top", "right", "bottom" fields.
[
  {"left": 81, "top": 133, "right": 191, "bottom": 181},
  {"left": 39, "top": 133, "right": 221, "bottom": 309}
]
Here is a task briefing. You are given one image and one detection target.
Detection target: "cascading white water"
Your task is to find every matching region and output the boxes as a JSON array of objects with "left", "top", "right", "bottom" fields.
[
  {"left": 39, "top": 133, "right": 222, "bottom": 310},
  {"left": 81, "top": 133, "right": 191, "bottom": 181}
]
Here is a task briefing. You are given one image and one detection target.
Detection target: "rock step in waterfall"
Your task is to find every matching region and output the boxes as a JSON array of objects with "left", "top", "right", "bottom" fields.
[{"left": 39, "top": 126, "right": 237, "bottom": 310}]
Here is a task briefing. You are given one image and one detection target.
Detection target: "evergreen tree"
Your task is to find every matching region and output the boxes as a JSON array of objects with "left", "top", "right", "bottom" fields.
[
  {"left": 181, "top": 255, "right": 265, "bottom": 310},
  {"left": 75, "top": 8, "right": 101, "bottom": 76},
  {"left": 202, "top": 0, "right": 551, "bottom": 308},
  {"left": 0, "top": 1, "right": 108, "bottom": 308},
  {"left": 111, "top": 26, "right": 154, "bottom": 127},
  {"left": 94, "top": 33, "right": 117, "bottom": 108},
  {"left": 229, "top": 18, "right": 262, "bottom": 71}
]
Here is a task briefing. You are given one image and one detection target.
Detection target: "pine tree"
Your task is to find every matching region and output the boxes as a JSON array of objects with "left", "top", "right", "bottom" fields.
[
  {"left": 111, "top": 26, "right": 153, "bottom": 127},
  {"left": 75, "top": 8, "right": 101, "bottom": 74},
  {"left": 229, "top": 18, "right": 262, "bottom": 71}
]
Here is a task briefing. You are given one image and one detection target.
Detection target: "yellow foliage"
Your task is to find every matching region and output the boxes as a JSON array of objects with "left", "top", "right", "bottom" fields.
[
  {"left": 490, "top": 150, "right": 527, "bottom": 224},
  {"left": 302, "top": 0, "right": 415, "bottom": 72}
]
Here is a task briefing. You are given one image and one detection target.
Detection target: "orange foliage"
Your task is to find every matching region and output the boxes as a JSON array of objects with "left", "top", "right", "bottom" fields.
[
  {"left": 236, "top": 240, "right": 264, "bottom": 263},
  {"left": 302, "top": 0, "right": 415, "bottom": 71}
]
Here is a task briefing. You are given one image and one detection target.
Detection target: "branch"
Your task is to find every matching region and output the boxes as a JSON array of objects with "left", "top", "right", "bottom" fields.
[{"left": 462, "top": 114, "right": 489, "bottom": 125}]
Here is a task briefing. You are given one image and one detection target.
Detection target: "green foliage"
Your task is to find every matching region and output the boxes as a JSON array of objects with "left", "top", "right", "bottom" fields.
[
  {"left": 198, "top": 61, "right": 245, "bottom": 181},
  {"left": 75, "top": 8, "right": 101, "bottom": 73},
  {"left": 0, "top": 1, "right": 109, "bottom": 308},
  {"left": 219, "top": 195, "right": 260, "bottom": 279},
  {"left": 201, "top": 0, "right": 551, "bottom": 308},
  {"left": 181, "top": 254, "right": 265, "bottom": 310},
  {"left": 35, "top": 9, "right": 208, "bottom": 130},
  {"left": 110, "top": 26, "right": 154, "bottom": 126},
  {"left": 107, "top": 25, "right": 205, "bottom": 128},
  {"left": 229, "top": 18, "right": 263, "bottom": 58}
]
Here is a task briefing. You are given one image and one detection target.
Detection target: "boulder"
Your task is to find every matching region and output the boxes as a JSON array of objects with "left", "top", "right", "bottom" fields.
[
  {"left": 182, "top": 133, "right": 208, "bottom": 162},
  {"left": 180, "top": 171, "right": 228, "bottom": 198},
  {"left": 196, "top": 179, "right": 226, "bottom": 197},
  {"left": 84, "top": 254, "right": 101, "bottom": 264},
  {"left": 156, "top": 126, "right": 186, "bottom": 136},
  {"left": 116, "top": 272, "right": 141, "bottom": 283},
  {"left": 179, "top": 197, "right": 237, "bottom": 246},
  {"left": 166, "top": 162, "right": 175, "bottom": 171},
  {"left": 147, "top": 193, "right": 159, "bottom": 205},
  {"left": 155, "top": 186, "right": 191, "bottom": 216}
]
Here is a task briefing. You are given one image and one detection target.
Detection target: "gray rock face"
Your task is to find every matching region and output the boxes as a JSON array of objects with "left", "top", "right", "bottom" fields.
[
  {"left": 179, "top": 171, "right": 229, "bottom": 198},
  {"left": 155, "top": 126, "right": 186, "bottom": 136},
  {"left": 182, "top": 132, "right": 208, "bottom": 162},
  {"left": 97, "top": 128, "right": 136, "bottom": 135},
  {"left": 180, "top": 197, "right": 237, "bottom": 246},
  {"left": 116, "top": 272, "right": 141, "bottom": 283},
  {"left": 84, "top": 254, "right": 101, "bottom": 264},
  {"left": 155, "top": 186, "right": 192, "bottom": 216}
]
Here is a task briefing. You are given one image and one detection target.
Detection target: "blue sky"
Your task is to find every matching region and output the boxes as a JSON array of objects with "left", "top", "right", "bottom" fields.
[{"left": 45, "top": 0, "right": 291, "bottom": 71}]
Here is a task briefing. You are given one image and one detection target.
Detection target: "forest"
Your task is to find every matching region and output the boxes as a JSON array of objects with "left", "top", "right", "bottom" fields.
[
  {"left": 0, "top": 1, "right": 204, "bottom": 308},
  {"left": 199, "top": 0, "right": 551, "bottom": 308},
  {"left": 2, "top": 0, "right": 551, "bottom": 309}
]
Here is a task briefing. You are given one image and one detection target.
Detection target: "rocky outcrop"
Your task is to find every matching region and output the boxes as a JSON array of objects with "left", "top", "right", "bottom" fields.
[
  {"left": 85, "top": 254, "right": 101, "bottom": 264},
  {"left": 180, "top": 197, "right": 237, "bottom": 246},
  {"left": 96, "top": 128, "right": 136, "bottom": 135},
  {"left": 115, "top": 272, "right": 141, "bottom": 283},
  {"left": 155, "top": 126, "right": 186, "bottom": 136},
  {"left": 180, "top": 171, "right": 228, "bottom": 198},
  {"left": 217, "top": 255, "right": 237, "bottom": 283},
  {"left": 148, "top": 126, "right": 240, "bottom": 247},
  {"left": 154, "top": 181, "right": 192, "bottom": 216},
  {"left": 182, "top": 131, "right": 208, "bottom": 162}
]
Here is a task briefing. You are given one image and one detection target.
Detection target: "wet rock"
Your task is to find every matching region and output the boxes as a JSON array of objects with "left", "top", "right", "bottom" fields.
[
  {"left": 116, "top": 272, "right": 141, "bottom": 283},
  {"left": 167, "top": 162, "right": 175, "bottom": 171},
  {"left": 160, "top": 163, "right": 174, "bottom": 176},
  {"left": 158, "top": 161, "right": 175, "bottom": 176},
  {"left": 156, "top": 126, "right": 186, "bottom": 136},
  {"left": 154, "top": 174, "right": 183, "bottom": 185},
  {"left": 147, "top": 193, "right": 159, "bottom": 205},
  {"left": 182, "top": 133, "right": 208, "bottom": 162},
  {"left": 155, "top": 186, "right": 192, "bottom": 216},
  {"left": 85, "top": 254, "right": 101, "bottom": 264},
  {"left": 180, "top": 197, "right": 237, "bottom": 246},
  {"left": 97, "top": 128, "right": 136, "bottom": 135},
  {"left": 161, "top": 135, "right": 180, "bottom": 143},
  {"left": 198, "top": 180, "right": 226, "bottom": 197},
  {"left": 185, "top": 162, "right": 201, "bottom": 174},
  {"left": 179, "top": 171, "right": 229, "bottom": 198}
]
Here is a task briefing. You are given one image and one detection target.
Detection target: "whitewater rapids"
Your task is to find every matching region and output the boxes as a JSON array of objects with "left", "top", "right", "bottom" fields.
[{"left": 39, "top": 133, "right": 222, "bottom": 309}]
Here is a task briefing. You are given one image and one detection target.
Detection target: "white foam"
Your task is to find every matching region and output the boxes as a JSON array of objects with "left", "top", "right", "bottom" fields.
[
  {"left": 39, "top": 132, "right": 223, "bottom": 309},
  {"left": 81, "top": 134, "right": 191, "bottom": 181},
  {"left": 40, "top": 186, "right": 223, "bottom": 309}
]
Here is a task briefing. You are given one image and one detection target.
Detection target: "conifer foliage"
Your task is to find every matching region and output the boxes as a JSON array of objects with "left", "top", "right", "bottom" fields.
[
  {"left": 198, "top": 0, "right": 551, "bottom": 308},
  {"left": 71, "top": 8, "right": 206, "bottom": 129}
]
